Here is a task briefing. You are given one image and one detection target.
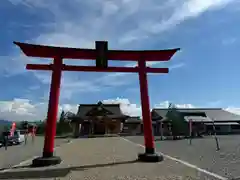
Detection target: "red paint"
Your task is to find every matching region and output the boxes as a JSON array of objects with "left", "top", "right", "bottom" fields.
[
  {"left": 15, "top": 41, "right": 179, "bottom": 157},
  {"left": 43, "top": 57, "right": 62, "bottom": 155},
  {"left": 138, "top": 60, "right": 155, "bottom": 149},
  {"left": 14, "top": 41, "right": 179, "bottom": 61},
  {"left": 10, "top": 122, "right": 16, "bottom": 137},
  {"left": 26, "top": 64, "right": 169, "bottom": 73}
]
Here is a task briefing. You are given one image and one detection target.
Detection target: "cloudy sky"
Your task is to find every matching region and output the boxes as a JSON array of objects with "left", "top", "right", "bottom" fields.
[{"left": 0, "top": 0, "right": 240, "bottom": 121}]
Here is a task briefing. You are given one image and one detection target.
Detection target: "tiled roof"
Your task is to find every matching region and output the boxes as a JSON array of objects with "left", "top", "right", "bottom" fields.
[
  {"left": 152, "top": 108, "right": 240, "bottom": 122},
  {"left": 76, "top": 102, "right": 125, "bottom": 117}
]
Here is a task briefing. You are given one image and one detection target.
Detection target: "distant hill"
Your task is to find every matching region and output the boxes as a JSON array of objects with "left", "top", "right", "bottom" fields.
[
  {"left": 0, "top": 120, "right": 12, "bottom": 133},
  {"left": 0, "top": 120, "right": 11, "bottom": 125}
]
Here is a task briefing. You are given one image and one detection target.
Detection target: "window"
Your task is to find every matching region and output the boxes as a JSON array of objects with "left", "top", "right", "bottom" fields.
[{"left": 14, "top": 131, "right": 20, "bottom": 136}]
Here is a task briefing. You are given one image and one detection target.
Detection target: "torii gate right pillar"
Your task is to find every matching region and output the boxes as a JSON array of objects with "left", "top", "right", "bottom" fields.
[{"left": 137, "top": 60, "right": 163, "bottom": 162}]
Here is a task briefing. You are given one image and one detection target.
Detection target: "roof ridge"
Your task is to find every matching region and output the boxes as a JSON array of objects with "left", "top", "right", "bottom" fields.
[
  {"left": 153, "top": 108, "right": 223, "bottom": 110},
  {"left": 79, "top": 104, "right": 120, "bottom": 106}
]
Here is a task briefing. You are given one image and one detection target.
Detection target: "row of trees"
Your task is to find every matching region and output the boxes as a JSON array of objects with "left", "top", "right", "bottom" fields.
[
  {"left": 0, "top": 110, "right": 77, "bottom": 136},
  {"left": 36, "top": 110, "right": 76, "bottom": 135},
  {"left": 56, "top": 111, "right": 76, "bottom": 135}
]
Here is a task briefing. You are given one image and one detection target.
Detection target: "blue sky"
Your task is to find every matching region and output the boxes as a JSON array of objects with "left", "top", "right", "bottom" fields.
[{"left": 0, "top": 0, "right": 240, "bottom": 121}]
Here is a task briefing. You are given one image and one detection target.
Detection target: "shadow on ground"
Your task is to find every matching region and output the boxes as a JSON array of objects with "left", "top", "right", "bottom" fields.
[{"left": 0, "top": 160, "right": 138, "bottom": 179}]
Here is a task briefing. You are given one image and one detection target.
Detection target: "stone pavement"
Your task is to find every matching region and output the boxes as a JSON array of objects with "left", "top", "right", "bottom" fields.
[
  {"left": 0, "top": 137, "right": 223, "bottom": 180},
  {"left": 0, "top": 137, "right": 69, "bottom": 171}
]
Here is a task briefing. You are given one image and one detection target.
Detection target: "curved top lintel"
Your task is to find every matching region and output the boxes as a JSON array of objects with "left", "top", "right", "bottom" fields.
[{"left": 13, "top": 41, "right": 180, "bottom": 61}]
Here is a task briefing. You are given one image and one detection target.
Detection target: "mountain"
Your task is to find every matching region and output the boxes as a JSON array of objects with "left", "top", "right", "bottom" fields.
[{"left": 0, "top": 120, "right": 11, "bottom": 125}]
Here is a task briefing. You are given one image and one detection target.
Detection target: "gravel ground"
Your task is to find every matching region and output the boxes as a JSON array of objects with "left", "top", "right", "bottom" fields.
[
  {"left": 0, "top": 136, "right": 70, "bottom": 170},
  {"left": 0, "top": 137, "right": 225, "bottom": 180},
  {"left": 125, "top": 135, "right": 240, "bottom": 179}
]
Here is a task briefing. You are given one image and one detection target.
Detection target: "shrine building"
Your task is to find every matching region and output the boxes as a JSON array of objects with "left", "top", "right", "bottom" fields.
[{"left": 70, "top": 101, "right": 142, "bottom": 137}]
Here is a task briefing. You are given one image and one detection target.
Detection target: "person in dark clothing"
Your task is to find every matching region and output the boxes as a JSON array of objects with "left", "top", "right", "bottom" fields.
[{"left": 2, "top": 131, "right": 10, "bottom": 150}]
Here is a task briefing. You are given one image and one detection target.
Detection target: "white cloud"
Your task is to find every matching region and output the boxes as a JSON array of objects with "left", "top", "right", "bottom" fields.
[
  {"left": 1, "top": 98, "right": 240, "bottom": 122},
  {"left": 0, "top": 98, "right": 78, "bottom": 121},
  {"left": 169, "top": 63, "right": 186, "bottom": 70},
  {"left": 154, "top": 100, "right": 196, "bottom": 108},
  {"left": 0, "top": 98, "right": 142, "bottom": 121},
  {"left": 225, "top": 107, "right": 240, "bottom": 115},
  {"left": 103, "top": 98, "right": 142, "bottom": 116},
  {"left": 5, "top": 0, "right": 235, "bottom": 67},
  {"left": 35, "top": 60, "right": 185, "bottom": 101},
  {"left": 119, "top": 0, "right": 236, "bottom": 42},
  {"left": 2, "top": 0, "right": 237, "bottom": 104}
]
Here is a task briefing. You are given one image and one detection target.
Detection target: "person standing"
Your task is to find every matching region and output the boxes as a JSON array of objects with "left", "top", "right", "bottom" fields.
[
  {"left": 2, "top": 131, "right": 9, "bottom": 150},
  {"left": 31, "top": 126, "right": 36, "bottom": 143},
  {"left": 22, "top": 121, "right": 29, "bottom": 145},
  {"left": 27, "top": 124, "right": 36, "bottom": 144},
  {"left": 24, "top": 129, "right": 28, "bottom": 145}
]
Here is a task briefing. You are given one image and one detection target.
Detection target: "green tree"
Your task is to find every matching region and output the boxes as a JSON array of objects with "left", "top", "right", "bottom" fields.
[
  {"left": 56, "top": 111, "right": 75, "bottom": 135},
  {"left": 59, "top": 111, "right": 66, "bottom": 123},
  {"left": 20, "top": 121, "right": 29, "bottom": 130},
  {"left": 35, "top": 121, "right": 45, "bottom": 135},
  {"left": 166, "top": 103, "right": 188, "bottom": 138}
]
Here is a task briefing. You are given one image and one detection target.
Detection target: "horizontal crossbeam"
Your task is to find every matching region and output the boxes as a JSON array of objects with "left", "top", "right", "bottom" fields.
[
  {"left": 14, "top": 42, "right": 180, "bottom": 61},
  {"left": 26, "top": 64, "right": 169, "bottom": 73}
]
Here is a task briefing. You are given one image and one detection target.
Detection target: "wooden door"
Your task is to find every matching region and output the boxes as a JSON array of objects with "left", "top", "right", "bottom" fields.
[{"left": 94, "top": 122, "right": 106, "bottom": 135}]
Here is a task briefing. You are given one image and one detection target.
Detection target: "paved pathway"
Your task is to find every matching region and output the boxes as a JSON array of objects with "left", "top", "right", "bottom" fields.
[
  {"left": 0, "top": 137, "right": 224, "bottom": 180},
  {"left": 0, "top": 136, "right": 69, "bottom": 170},
  {"left": 126, "top": 135, "right": 240, "bottom": 179}
]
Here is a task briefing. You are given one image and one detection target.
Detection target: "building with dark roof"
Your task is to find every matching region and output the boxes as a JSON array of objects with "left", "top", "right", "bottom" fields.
[
  {"left": 151, "top": 108, "right": 240, "bottom": 135},
  {"left": 122, "top": 116, "right": 143, "bottom": 135},
  {"left": 70, "top": 101, "right": 127, "bottom": 137},
  {"left": 152, "top": 108, "right": 240, "bottom": 122},
  {"left": 70, "top": 102, "right": 240, "bottom": 137},
  {"left": 70, "top": 101, "right": 142, "bottom": 137}
]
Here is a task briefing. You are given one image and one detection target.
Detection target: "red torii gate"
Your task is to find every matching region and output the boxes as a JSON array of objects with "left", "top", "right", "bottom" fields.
[{"left": 14, "top": 41, "right": 180, "bottom": 167}]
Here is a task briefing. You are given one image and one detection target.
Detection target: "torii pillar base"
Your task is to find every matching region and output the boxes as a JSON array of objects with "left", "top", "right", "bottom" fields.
[
  {"left": 138, "top": 149, "right": 164, "bottom": 162},
  {"left": 32, "top": 156, "right": 62, "bottom": 167}
]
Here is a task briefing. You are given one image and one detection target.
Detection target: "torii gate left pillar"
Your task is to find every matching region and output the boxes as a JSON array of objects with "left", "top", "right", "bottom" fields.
[{"left": 14, "top": 41, "right": 180, "bottom": 167}]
